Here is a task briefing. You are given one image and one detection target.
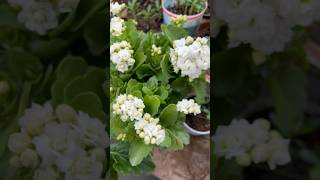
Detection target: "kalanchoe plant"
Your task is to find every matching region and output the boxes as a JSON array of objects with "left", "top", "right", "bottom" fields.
[{"left": 110, "top": 4, "right": 210, "bottom": 175}]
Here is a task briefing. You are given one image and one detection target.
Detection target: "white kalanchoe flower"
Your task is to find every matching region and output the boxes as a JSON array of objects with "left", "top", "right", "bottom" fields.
[
  {"left": 265, "top": 130, "right": 291, "bottom": 170},
  {"left": 134, "top": 113, "right": 165, "bottom": 145},
  {"left": 56, "top": 0, "right": 80, "bottom": 13},
  {"left": 113, "top": 94, "right": 145, "bottom": 122},
  {"left": 19, "top": 102, "right": 54, "bottom": 136},
  {"left": 214, "top": 0, "right": 320, "bottom": 54},
  {"left": 110, "top": 41, "right": 135, "bottom": 73},
  {"left": 110, "top": 2, "right": 126, "bottom": 16},
  {"left": 110, "top": 16, "right": 125, "bottom": 36},
  {"left": 17, "top": 2, "right": 58, "bottom": 35},
  {"left": 170, "top": 36, "right": 210, "bottom": 81},
  {"left": 213, "top": 118, "right": 291, "bottom": 169},
  {"left": 151, "top": 44, "right": 162, "bottom": 56},
  {"left": 65, "top": 155, "right": 103, "bottom": 180},
  {"left": 177, "top": 99, "right": 201, "bottom": 115},
  {"left": 76, "top": 112, "right": 109, "bottom": 148},
  {"left": 8, "top": 102, "right": 108, "bottom": 179}
]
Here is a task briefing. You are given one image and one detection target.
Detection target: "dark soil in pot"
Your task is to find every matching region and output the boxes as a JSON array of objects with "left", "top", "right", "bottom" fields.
[
  {"left": 112, "top": 0, "right": 163, "bottom": 32},
  {"left": 169, "top": 2, "right": 205, "bottom": 16},
  {"left": 186, "top": 113, "right": 210, "bottom": 131}
]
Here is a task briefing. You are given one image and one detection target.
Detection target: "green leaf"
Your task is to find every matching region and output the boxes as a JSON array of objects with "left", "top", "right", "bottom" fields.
[
  {"left": 111, "top": 143, "right": 155, "bottom": 175},
  {"left": 136, "top": 64, "right": 153, "bottom": 79},
  {"left": 131, "top": 51, "right": 146, "bottom": 72},
  {"left": 7, "top": 50, "right": 43, "bottom": 82},
  {"left": 83, "top": 11, "right": 107, "bottom": 55},
  {"left": 56, "top": 56, "right": 88, "bottom": 80},
  {"left": 71, "top": 0, "right": 106, "bottom": 31},
  {"left": 157, "top": 54, "right": 171, "bottom": 84},
  {"left": 161, "top": 24, "right": 188, "bottom": 42},
  {"left": 51, "top": 56, "right": 88, "bottom": 105},
  {"left": 70, "top": 92, "right": 107, "bottom": 123},
  {"left": 31, "top": 39, "right": 68, "bottom": 60},
  {"left": 155, "top": 85, "right": 169, "bottom": 101},
  {"left": 64, "top": 67, "right": 106, "bottom": 105},
  {"left": 267, "top": 62, "right": 305, "bottom": 137},
  {"left": 129, "top": 141, "right": 153, "bottom": 166},
  {"left": 142, "top": 87, "right": 153, "bottom": 95},
  {"left": 160, "top": 104, "right": 178, "bottom": 127},
  {"left": 146, "top": 76, "right": 158, "bottom": 91},
  {"left": 160, "top": 129, "right": 171, "bottom": 148},
  {"left": 171, "top": 77, "right": 192, "bottom": 96},
  {"left": 143, "top": 95, "right": 160, "bottom": 116}
]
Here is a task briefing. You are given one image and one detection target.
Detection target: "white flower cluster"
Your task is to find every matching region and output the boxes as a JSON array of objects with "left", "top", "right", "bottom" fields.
[
  {"left": 134, "top": 113, "right": 165, "bottom": 145},
  {"left": 112, "top": 94, "right": 145, "bottom": 122},
  {"left": 213, "top": 118, "right": 291, "bottom": 170},
  {"left": 110, "top": 2, "right": 126, "bottom": 16},
  {"left": 8, "top": 0, "right": 79, "bottom": 35},
  {"left": 170, "top": 36, "right": 210, "bottom": 81},
  {"left": 110, "top": 41, "right": 135, "bottom": 72},
  {"left": 8, "top": 103, "right": 108, "bottom": 180},
  {"left": 110, "top": 16, "right": 126, "bottom": 37},
  {"left": 177, "top": 99, "right": 201, "bottom": 115},
  {"left": 151, "top": 44, "right": 162, "bottom": 56},
  {"left": 112, "top": 94, "right": 165, "bottom": 145},
  {"left": 214, "top": 0, "right": 320, "bottom": 54}
]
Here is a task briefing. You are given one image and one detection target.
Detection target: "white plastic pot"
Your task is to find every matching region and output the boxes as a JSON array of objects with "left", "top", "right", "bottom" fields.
[{"left": 183, "top": 122, "right": 210, "bottom": 136}]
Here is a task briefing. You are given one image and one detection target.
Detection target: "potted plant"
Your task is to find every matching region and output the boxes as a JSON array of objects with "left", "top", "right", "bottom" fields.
[
  {"left": 162, "top": 0, "right": 208, "bottom": 35},
  {"left": 110, "top": 2, "right": 210, "bottom": 175}
]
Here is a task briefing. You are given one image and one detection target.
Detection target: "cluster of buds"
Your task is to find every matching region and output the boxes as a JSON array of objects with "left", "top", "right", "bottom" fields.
[
  {"left": 151, "top": 44, "right": 162, "bottom": 56},
  {"left": 172, "top": 15, "right": 187, "bottom": 27},
  {"left": 116, "top": 133, "right": 127, "bottom": 141}
]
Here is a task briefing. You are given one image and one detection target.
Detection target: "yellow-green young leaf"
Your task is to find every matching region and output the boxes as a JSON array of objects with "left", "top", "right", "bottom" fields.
[
  {"left": 143, "top": 95, "right": 160, "bottom": 116},
  {"left": 129, "top": 141, "right": 153, "bottom": 166}
]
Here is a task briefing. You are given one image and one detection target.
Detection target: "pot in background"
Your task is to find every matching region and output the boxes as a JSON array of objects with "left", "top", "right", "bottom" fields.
[{"left": 162, "top": 0, "right": 208, "bottom": 36}]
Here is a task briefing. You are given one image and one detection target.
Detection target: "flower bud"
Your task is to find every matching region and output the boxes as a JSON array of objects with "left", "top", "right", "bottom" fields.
[
  {"left": 236, "top": 153, "right": 251, "bottom": 167},
  {"left": 151, "top": 137, "right": 156, "bottom": 145},
  {"left": 9, "top": 155, "right": 21, "bottom": 168},
  {"left": 56, "top": 104, "right": 77, "bottom": 123},
  {"left": 117, "top": 134, "right": 123, "bottom": 140},
  {"left": 139, "top": 132, "right": 145, "bottom": 138},
  {"left": 0, "top": 81, "right": 10, "bottom": 95},
  {"left": 8, "top": 132, "right": 31, "bottom": 154},
  {"left": 253, "top": 118, "right": 270, "bottom": 131},
  {"left": 144, "top": 136, "right": 150, "bottom": 144},
  {"left": 156, "top": 125, "right": 162, "bottom": 130},
  {"left": 20, "top": 149, "right": 38, "bottom": 168}
]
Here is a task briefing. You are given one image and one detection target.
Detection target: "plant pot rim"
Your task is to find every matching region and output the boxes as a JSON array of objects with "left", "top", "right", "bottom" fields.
[
  {"left": 183, "top": 122, "right": 210, "bottom": 136},
  {"left": 162, "top": 0, "right": 208, "bottom": 20}
]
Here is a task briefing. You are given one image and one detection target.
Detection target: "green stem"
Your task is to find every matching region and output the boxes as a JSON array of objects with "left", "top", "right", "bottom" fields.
[{"left": 16, "top": 82, "right": 32, "bottom": 119}]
